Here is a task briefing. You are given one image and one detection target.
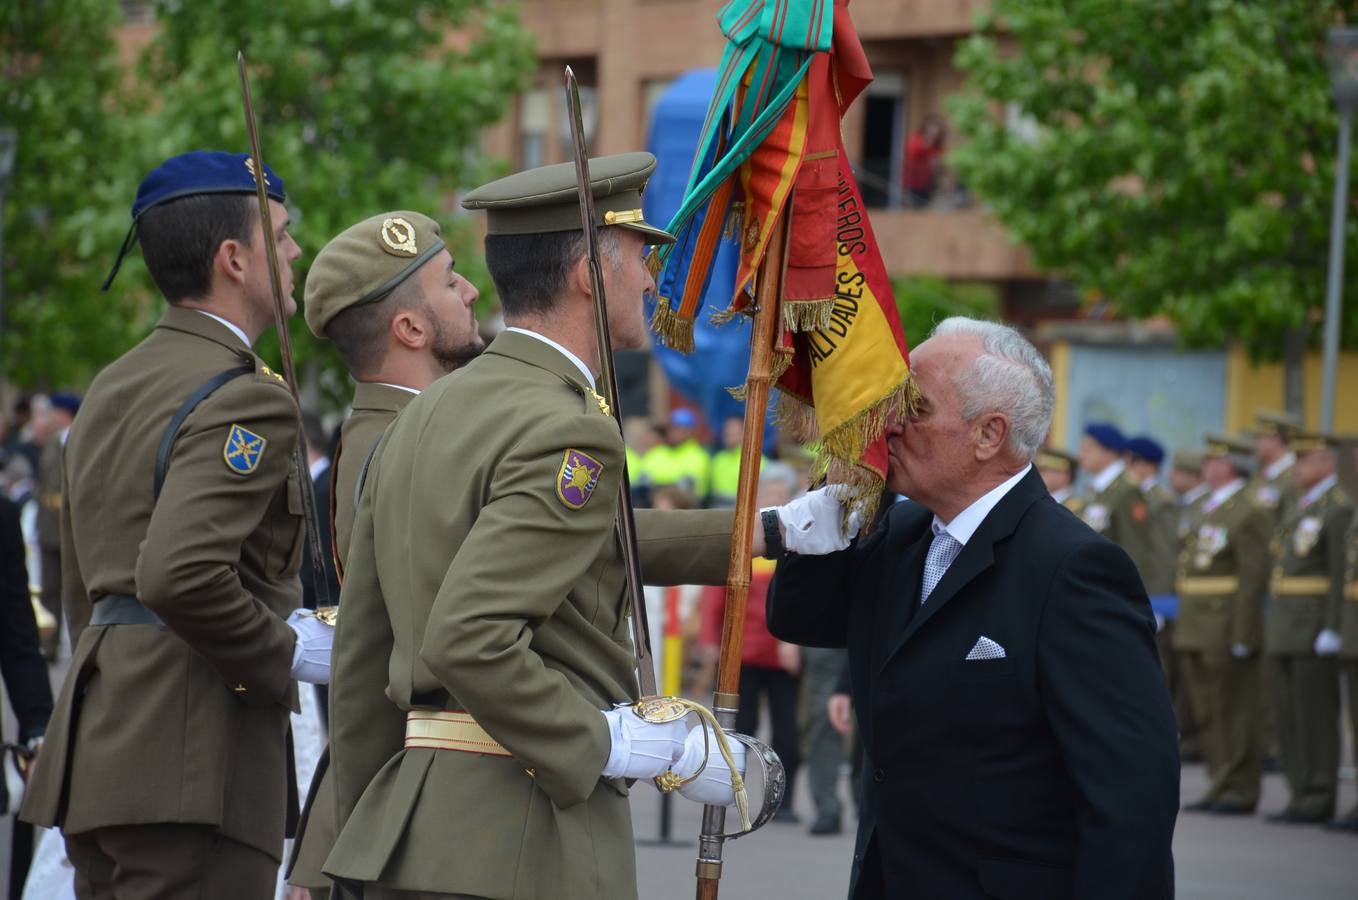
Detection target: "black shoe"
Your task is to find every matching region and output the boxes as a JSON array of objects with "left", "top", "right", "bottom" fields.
[
  {"left": 808, "top": 814, "right": 841, "bottom": 836},
  {"left": 1182, "top": 798, "right": 1215, "bottom": 812},
  {"left": 1209, "top": 802, "right": 1256, "bottom": 816},
  {"left": 1324, "top": 816, "right": 1358, "bottom": 832},
  {"left": 1266, "top": 810, "right": 1328, "bottom": 824},
  {"left": 772, "top": 808, "right": 801, "bottom": 825}
]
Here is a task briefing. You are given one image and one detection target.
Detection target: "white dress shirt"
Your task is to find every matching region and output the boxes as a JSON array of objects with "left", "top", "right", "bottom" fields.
[
  {"left": 1299, "top": 474, "right": 1337, "bottom": 510},
  {"left": 196, "top": 310, "right": 251, "bottom": 348},
  {"left": 1089, "top": 458, "right": 1126, "bottom": 494},
  {"left": 505, "top": 326, "right": 596, "bottom": 388},
  {"left": 374, "top": 382, "right": 421, "bottom": 396},
  {"left": 930, "top": 465, "right": 1033, "bottom": 547},
  {"left": 1203, "top": 478, "right": 1245, "bottom": 514},
  {"left": 1264, "top": 452, "right": 1295, "bottom": 482}
]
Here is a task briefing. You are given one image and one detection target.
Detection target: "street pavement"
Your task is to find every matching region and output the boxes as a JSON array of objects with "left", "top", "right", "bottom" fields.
[
  {"left": 6, "top": 657, "right": 1356, "bottom": 897},
  {"left": 634, "top": 761, "right": 1357, "bottom": 899}
]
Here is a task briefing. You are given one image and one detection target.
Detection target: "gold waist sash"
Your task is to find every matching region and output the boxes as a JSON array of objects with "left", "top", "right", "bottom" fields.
[
  {"left": 1177, "top": 576, "right": 1240, "bottom": 597},
  {"left": 1270, "top": 576, "right": 1332, "bottom": 597},
  {"left": 405, "top": 710, "right": 511, "bottom": 758}
]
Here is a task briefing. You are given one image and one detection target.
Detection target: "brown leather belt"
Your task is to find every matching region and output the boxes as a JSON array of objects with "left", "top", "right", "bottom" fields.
[{"left": 405, "top": 710, "right": 511, "bottom": 758}]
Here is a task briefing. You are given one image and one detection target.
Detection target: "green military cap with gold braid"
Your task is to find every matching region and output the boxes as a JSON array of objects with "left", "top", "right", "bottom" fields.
[
  {"left": 1172, "top": 450, "right": 1204, "bottom": 474},
  {"left": 1291, "top": 429, "right": 1340, "bottom": 454},
  {"left": 304, "top": 210, "right": 447, "bottom": 338},
  {"left": 461, "top": 152, "right": 675, "bottom": 245},
  {"left": 1255, "top": 409, "right": 1304, "bottom": 438},
  {"left": 1204, "top": 433, "right": 1254, "bottom": 457},
  {"left": 1036, "top": 446, "right": 1076, "bottom": 474}
]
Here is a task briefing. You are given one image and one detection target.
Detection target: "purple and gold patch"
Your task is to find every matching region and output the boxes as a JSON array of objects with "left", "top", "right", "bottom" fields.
[{"left": 556, "top": 449, "right": 604, "bottom": 509}]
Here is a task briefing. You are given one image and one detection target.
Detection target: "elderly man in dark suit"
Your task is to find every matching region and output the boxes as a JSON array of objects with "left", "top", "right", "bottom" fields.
[{"left": 768, "top": 316, "right": 1180, "bottom": 900}]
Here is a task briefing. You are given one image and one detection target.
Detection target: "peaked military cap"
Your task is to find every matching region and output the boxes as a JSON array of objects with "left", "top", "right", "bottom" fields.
[
  {"left": 1255, "top": 410, "right": 1304, "bottom": 438},
  {"left": 103, "top": 150, "right": 288, "bottom": 290},
  {"left": 462, "top": 152, "right": 675, "bottom": 245},
  {"left": 1036, "top": 446, "right": 1077, "bottom": 474},
  {"left": 305, "top": 211, "right": 447, "bottom": 337},
  {"left": 1290, "top": 429, "right": 1339, "bottom": 454},
  {"left": 1172, "top": 450, "right": 1204, "bottom": 473},
  {"left": 1204, "top": 433, "right": 1255, "bottom": 474}
]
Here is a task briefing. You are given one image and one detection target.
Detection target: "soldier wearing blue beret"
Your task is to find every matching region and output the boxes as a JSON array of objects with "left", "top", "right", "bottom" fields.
[{"left": 21, "top": 151, "right": 333, "bottom": 898}]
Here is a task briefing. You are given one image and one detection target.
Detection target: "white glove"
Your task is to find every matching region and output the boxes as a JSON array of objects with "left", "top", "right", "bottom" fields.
[
  {"left": 1315, "top": 628, "right": 1342, "bottom": 657},
  {"left": 601, "top": 707, "right": 688, "bottom": 780},
  {"left": 672, "top": 722, "right": 747, "bottom": 807},
  {"left": 287, "top": 609, "right": 333, "bottom": 685},
  {"left": 770, "top": 486, "right": 861, "bottom": 556},
  {"left": 1230, "top": 643, "right": 1252, "bottom": 660}
]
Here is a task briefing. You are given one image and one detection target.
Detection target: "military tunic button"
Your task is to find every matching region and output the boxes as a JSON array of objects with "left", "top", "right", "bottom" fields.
[
  {"left": 234, "top": 683, "right": 247, "bottom": 694},
  {"left": 873, "top": 768, "right": 886, "bottom": 783}
]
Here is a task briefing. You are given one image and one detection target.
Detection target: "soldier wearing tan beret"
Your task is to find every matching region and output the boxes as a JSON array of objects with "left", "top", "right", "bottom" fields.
[{"left": 288, "top": 211, "right": 483, "bottom": 898}]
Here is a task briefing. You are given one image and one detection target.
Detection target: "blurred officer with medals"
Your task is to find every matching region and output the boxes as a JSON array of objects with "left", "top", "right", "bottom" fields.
[
  {"left": 1264, "top": 431, "right": 1352, "bottom": 824},
  {"left": 1176, "top": 434, "right": 1270, "bottom": 815},
  {"left": 1332, "top": 440, "right": 1358, "bottom": 833}
]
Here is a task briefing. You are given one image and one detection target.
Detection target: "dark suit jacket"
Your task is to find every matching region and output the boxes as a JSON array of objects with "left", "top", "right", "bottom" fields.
[
  {"left": 768, "top": 468, "right": 1178, "bottom": 900},
  {"left": 0, "top": 495, "right": 52, "bottom": 744},
  {"left": 300, "top": 464, "right": 340, "bottom": 611}
]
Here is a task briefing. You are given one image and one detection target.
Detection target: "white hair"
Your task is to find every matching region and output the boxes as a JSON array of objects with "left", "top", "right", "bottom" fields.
[{"left": 930, "top": 316, "right": 1054, "bottom": 460}]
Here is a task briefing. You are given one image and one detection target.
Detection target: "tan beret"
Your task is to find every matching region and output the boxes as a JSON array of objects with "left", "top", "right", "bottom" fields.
[{"left": 304, "top": 211, "right": 446, "bottom": 337}]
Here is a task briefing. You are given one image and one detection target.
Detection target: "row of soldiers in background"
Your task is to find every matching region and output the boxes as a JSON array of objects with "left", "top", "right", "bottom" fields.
[
  {"left": 624, "top": 409, "right": 766, "bottom": 508},
  {"left": 1038, "top": 413, "right": 1358, "bottom": 832},
  {"left": 0, "top": 392, "right": 81, "bottom": 661}
]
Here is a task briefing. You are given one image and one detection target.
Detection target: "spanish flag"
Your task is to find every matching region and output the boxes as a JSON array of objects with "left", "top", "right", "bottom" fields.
[{"left": 653, "top": 0, "right": 914, "bottom": 522}]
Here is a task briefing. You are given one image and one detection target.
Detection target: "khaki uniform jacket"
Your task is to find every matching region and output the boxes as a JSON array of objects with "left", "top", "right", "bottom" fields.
[
  {"left": 1173, "top": 483, "right": 1271, "bottom": 654},
  {"left": 1341, "top": 516, "right": 1358, "bottom": 660},
  {"left": 1249, "top": 461, "right": 1298, "bottom": 527},
  {"left": 325, "top": 331, "right": 734, "bottom": 898},
  {"left": 1266, "top": 483, "right": 1353, "bottom": 656},
  {"left": 331, "top": 382, "right": 416, "bottom": 573},
  {"left": 288, "top": 382, "right": 414, "bottom": 888},
  {"left": 20, "top": 307, "right": 303, "bottom": 860},
  {"left": 1083, "top": 469, "right": 1159, "bottom": 590},
  {"left": 1135, "top": 482, "right": 1178, "bottom": 596}
]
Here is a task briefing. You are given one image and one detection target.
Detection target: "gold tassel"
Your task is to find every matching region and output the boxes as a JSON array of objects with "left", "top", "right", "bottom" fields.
[
  {"left": 782, "top": 298, "right": 835, "bottom": 333},
  {"left": 650, "top": 296, "right": 696, "bottom": 353},
  {"left": 645, "top": 248, "right": 664, "bottom": 281}
]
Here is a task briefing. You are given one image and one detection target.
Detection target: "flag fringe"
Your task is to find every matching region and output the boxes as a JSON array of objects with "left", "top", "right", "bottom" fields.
[
  {"left": 645, "top": 248, "right": 664, "bottom": 281},
  {"left": 723, "top": 201, "right": 745, "bottom": 242},
  {"left": 728, "top": 345, "right": 793, "bottom": 402},
  {"left": 782, "top": 298, "right": 834, "bottom": 333},
  {"left": 650, "top": 295, "right": 696, "bottom": 353}
]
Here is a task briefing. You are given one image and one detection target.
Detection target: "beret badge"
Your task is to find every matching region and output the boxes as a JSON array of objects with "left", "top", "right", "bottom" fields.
[{"left": 380, "top": 216, "right": 418, "bottom": 257}]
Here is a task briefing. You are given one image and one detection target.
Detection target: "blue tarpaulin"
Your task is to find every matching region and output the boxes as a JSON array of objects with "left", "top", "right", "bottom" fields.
[{"left": 643, "top": 69, "right": 764, "bottom": 438}]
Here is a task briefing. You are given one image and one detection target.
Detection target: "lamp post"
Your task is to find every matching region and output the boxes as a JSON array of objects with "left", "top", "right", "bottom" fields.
[
  {"left": 0, "top": 127, "right": 16, "bottom": 353},
  {"left": 1321, "top": 29, "right": 1358, "bottom": 433}
]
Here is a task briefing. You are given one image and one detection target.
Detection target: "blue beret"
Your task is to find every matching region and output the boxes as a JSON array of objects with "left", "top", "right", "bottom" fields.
[
  {"left": 103, "top": 150, "right": 287, "bottom": 291},
  {"left": 669, "top": 408, "right": 698, "bottom": 429},
  {"left": 49, "top": 392, "right": 80, "bottom": 416},
  {"left": 131, "top": 150, "right": 285, "bottom": 219},
  {"left": 1083, "top": 422, "right": 1126, "bottom": 452},
  {"left": 1126, "top": 435, "right": 1164, "bottom": 464}
]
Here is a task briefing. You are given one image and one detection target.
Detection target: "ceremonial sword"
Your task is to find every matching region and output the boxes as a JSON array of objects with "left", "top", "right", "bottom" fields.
[{"left": 236, "top": 52, "right": 334, "bottom": 614}]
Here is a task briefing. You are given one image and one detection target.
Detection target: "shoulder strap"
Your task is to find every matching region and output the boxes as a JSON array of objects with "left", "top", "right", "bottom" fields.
[{"left": 154, "top": 364, "right": 255, "bottom": 500}]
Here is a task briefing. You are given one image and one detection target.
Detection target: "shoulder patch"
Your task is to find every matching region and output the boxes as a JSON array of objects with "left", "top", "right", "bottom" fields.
[
  {"left": 556, "top": 448, "right": 604, "bottom": 509},
  {"left": 224, "top": 423, "right": 268, "bottom": 475}
]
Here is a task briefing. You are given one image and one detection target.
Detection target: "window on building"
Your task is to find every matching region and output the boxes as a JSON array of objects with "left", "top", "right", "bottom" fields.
[
  {"left": 859, "top": 72, "right": 906, "bottom": 209},
  {"left": 519, "top": 88, "right": 550, "bottom": 170}
]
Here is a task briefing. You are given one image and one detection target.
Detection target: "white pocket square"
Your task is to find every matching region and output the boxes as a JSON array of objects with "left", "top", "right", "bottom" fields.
[{"left": 965, "top": 636, "right": 1006, "bottom": 660}]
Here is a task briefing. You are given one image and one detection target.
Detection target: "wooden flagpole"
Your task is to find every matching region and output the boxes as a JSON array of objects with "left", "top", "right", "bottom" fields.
[{"left": 694, "top": 204, "right": 792, "bottom": 900}]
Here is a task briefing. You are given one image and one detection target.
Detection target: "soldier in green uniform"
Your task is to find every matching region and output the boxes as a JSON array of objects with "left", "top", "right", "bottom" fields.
[
  {"left": 1264, "top": 430, "right": 1352, "bottom": 823},
  {"left": 1168, "top": 449, "right": 1209, "bottom": 759},
  {"left": 1037, "top": 446, "right": 1081, "bottom": 513},
  {"left": 1078, "top": 424, "right": 1164, "bottom": 599},
  {"left": 1327, "top": 441, "right": 1358, "bottom": 834},
  {"left": 289, "top": 210, "right": 485, "bottom": 898},
  {"left": 32, "top": 392, "right": 77, "bottom": 659},
  {"left": 20, "top": 151, "right": 334, "bottom": 898},
  {"left": 1252, "top": 410, "right": 1302, "bottom": 766},
  {"left": 324, "top": 153, "right": 854, "bottom": 899},
  {"left": 1176, "top": 434, "right": 1270, "bottom": 814}
]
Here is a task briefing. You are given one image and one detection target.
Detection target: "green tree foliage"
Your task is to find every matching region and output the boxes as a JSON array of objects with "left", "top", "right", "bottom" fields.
[
  {"left": 892, "top": 275, "right": 1000, "bottom": 346},
  {"left": 2, "top": 0, "right": 534, "bottom": 401},
  {"left": 1, "top": 0, "right": 147, "bottom": 387},
  {"left": 949, "top": 0, "right": 1358, "bottom": 356}
]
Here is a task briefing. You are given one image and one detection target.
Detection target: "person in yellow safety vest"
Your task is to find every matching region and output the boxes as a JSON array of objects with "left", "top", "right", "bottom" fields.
[
  {"left": 710, "top": 415, "right": 772, "bottom": 507},
  {"left": 622, "top": 416, "right": 661, "bottom": 504},
  {"left": 642, "top": 407, "right": 712, "bottom": 502}
]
